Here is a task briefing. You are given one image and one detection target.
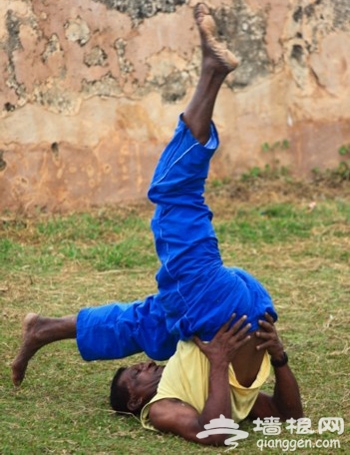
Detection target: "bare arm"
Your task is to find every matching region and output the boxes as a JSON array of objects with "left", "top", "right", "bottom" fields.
[
  {"left": 249, "top": 313, "right": 303, "bottom": 421},
  {"left": 149, "top": 315, "right": 251, "bottom": 445}
]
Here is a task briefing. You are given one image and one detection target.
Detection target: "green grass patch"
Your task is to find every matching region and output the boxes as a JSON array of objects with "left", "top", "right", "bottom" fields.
[{"left": 1, "top": 187, "right": 349, "bottom": 454}]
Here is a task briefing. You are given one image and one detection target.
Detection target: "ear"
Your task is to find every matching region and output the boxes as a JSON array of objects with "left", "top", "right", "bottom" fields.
[{"left": 127, "top": 394, "right": 143, "bottom": 412}]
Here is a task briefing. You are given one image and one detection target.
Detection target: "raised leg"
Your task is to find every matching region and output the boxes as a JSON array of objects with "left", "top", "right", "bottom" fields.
[
  {"left": 11, "top": 313, "right": 76, "bottom": 386},
  {"left": 183, "top": 3, "right": 238, "bottom": 144},
  {"left": 147, "top": 4, "right": 240, "bottom": 341}
]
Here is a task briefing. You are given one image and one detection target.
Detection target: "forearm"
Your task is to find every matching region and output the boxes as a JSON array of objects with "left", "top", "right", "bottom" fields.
[
  {"left": 149, "top": 316, "right": 251, "bottom": 445},
  {"left": 148, "top": 359, "right": 232, "bottom": 447},
  {"left": 272, "top": 364, "right": 303, "bottom": 420},
  {"left": 149, "top": 358, "right": 233, "bottom": 446},
  {"left": 198, "top": 359, "right": 231, "bottom": 427},
  {"left": 255, "top": 314, "right": 303, "bottom": 420}
]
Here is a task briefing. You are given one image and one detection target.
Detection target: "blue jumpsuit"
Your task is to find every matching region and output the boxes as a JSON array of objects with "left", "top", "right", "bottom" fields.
[{"left": 77, "top": 116, "right": 277, "bottom": 361}]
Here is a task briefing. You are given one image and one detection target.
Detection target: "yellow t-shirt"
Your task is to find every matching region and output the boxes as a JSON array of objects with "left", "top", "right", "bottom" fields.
[{"left": 141, "top": 340, "right": 270, "bottom": 430}]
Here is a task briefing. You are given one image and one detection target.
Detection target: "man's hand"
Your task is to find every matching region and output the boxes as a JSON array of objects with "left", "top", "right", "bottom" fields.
[
  {"left": 256, "top": 312, "right": 285, "bottom": 361},
  {"left": 193, "top": 315, "right": 252, "bottom": 365},
  {"left": 250, "top": 312, "right": 303, "bottom": 421},
  {"left": 150, "top": 315, "right": 252, "bottom": 446}
]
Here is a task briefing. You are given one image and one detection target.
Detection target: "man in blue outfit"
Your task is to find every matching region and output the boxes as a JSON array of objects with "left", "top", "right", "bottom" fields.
[
  {"left": 12, "top": 6, "right": 302, "bottom": 444},
  {"left": 12, "top": 3, "right": 274, "bottom": 378},
  {"left": 75, "top": 1, "right": 276, "bottom": 363}
]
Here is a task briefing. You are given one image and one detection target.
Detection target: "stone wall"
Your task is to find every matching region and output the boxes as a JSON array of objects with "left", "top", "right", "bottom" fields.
[{"left": 1, "top": 0, "right": 350, "bottom": 212}]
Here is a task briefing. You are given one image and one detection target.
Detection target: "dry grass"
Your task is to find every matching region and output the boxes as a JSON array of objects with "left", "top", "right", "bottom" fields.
[{"left": 1, "top": 179, "right": 349, "bottom": 454}]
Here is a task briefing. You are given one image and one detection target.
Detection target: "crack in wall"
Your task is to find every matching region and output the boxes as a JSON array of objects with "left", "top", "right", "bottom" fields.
[
  {"left": 92, "top": 0, "right": 186, "bottom": 25},
  {"left": 81, "top": 72, "right": 122, "bottom": 97},
  {"left": 42, "top": 34, "right": 63, "bottom": 63},
  {"left": 4, "top": 10, "right": 27, "bottom": 109},
  {"left": 0, "top": 150, "right": 7, "bottom": 172}
]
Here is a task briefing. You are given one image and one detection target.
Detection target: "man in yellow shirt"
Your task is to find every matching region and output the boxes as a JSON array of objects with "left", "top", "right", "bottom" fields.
[{"left": 111, "top": 313, "right": 302, "bottom": 446}]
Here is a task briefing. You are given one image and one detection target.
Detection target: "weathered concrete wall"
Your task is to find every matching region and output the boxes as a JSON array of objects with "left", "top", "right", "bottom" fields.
[{"left": 1, "top": 0, "right": 350, "bottom": 212}]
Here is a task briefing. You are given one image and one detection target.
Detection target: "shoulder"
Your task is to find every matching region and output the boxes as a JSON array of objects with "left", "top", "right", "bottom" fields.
[
  {"left": 149, "top": 399, "right": 199, "bottom": 434},
  {"left": 148, "top": 399, "right": 229, "bottom": 445},
  {"left": 149, "top": 398, "right": 197, "bottom": 420}
]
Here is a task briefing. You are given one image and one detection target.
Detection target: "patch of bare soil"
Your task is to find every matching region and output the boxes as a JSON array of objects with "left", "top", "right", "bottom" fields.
[{"left": 205, "top": 178, "right": 350, "bottom": 215}]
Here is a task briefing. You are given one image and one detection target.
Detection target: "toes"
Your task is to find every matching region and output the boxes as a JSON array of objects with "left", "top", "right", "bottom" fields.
[
  {"left": 194, "top": 3, "right": 210, "bottom": 23},
  {"left": 11, "top": 362, "right": 24, "bottom": 386},
  {"left": 195, "top": 3, "right": 210, "bottom": 16},
  {"left": 12, "top": 377, "right": 22, "bottom": 387}
]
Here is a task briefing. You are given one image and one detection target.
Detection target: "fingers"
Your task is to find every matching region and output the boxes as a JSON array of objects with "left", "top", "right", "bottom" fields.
[
  {"left": 194, "top": 313, "right": 249, "bottom": 346},
  {"left": 193, "top": 335, "right": 204, "bottom": 348},
  {"left": 237, "top": 334, "right": 251, "bottom": 348},
  {"left": 256, "top": 314, "right": 282, "bottom": 353},
  {"left": 258, "top": 319, "right": 274, "bottom": 333},
  {"left": 216, "top": 313, "right": 247, "bottom": 337},
  {"left": 234, "top": 321, "right": 252, "bottom": 340},
  {"left": 228, "top": 314, "right": 248, "bottom": 334},
  {"left": 264, "top": 312, "right": 275, "bottom": 324},
  {"left": 218, "top": 313, "right": 236, "bottom": 334},
  {"left": 256, "top": 330, "right": 273, "bottom": 341},
  {"left": 226, "top": 318, "right": 252, "bottom": 348},
  {"left": 256, "top": 339, "right": 274, "bottom": 351},
  {"left": 256, "top": 325, "right": 278, "bottom": 346}
]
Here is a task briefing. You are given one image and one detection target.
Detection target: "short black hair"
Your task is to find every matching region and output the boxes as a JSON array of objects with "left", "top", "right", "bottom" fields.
[{"left": 110, "top": 367, "right": 132, "bottom": 414}]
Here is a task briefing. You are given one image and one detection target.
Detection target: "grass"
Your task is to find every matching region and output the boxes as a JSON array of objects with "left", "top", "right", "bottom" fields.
[{"left": 0, "top": 180, "right": 349, "bottom": 454}]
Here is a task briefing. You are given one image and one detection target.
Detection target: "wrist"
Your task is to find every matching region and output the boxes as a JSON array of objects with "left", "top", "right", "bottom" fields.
[
  {"left": 271, "top": 351, "right": 288, "bottom": 368},
  {"left": 209, "top": 356, "right": 230, "bottom": 369}
]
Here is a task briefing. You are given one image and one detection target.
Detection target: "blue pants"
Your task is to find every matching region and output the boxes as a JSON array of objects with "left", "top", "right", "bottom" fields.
[{"left": 77, "top": 116, "right": 277, "bottom": 361}]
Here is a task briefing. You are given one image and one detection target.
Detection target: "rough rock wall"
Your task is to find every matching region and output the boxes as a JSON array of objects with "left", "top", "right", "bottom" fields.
[{"left": 1, "top": 0, "right": 350, "bottom": 212}]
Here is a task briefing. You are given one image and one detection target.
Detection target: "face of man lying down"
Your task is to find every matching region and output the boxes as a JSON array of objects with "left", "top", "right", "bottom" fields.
[{"left": 119, "top": 361, "right": 165, "bottom": 412}]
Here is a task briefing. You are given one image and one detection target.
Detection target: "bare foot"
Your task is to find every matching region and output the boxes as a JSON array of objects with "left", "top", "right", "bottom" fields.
[
  {"left": 194, "top": 3, "right": 239, "bottom": 73},
  {"left": 12, "top": 313, "right": 44, "bottom": 386}
]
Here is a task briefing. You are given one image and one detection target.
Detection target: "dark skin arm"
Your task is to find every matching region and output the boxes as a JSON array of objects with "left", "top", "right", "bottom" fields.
[
  {"left": 149, "top": 314, "right": 303, "bottom": 445},
  {"left": 249, "top": 313, "right": 303, "bottom": 421},
  {"left": 149, "top": 315, "right": 251, "bottom": 445}
]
